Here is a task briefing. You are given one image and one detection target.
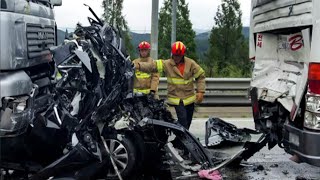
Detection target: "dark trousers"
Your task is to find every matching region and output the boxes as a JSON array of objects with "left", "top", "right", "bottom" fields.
[{"left": 174, "top": 101, "right": 195, "bottom": 130}]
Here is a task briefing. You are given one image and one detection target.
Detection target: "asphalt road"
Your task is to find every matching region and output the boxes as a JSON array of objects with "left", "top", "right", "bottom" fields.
[{"left": 185, "top": 118, "right": 320, "bottom": 180}]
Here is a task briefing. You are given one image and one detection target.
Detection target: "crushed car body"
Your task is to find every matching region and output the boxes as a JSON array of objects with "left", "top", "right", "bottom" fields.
[
  {"left": 0, "top": 4, "right": 249, "bottom": 180},
  {"left": 5, "top": 1, "right": 319, "bottom": 179}
]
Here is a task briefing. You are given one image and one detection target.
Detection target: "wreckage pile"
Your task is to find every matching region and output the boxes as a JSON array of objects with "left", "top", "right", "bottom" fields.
[
  {"left": 0, "top": 6, "right": 224, "bottom": 180},
  {"left": 1, "top": 5, "right": 270, "bottom": 180}
]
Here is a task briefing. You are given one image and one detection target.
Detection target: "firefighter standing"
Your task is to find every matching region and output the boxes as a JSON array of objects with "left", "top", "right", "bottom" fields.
[
  {"left": 133, "top": 41, "right": 160, "bottom": 96},
  {"left": 134, "top": 41, "right": 205, "bottom": 129}
]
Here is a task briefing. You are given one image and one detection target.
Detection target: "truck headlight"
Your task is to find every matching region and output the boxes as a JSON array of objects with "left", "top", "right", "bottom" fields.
[{"left": 304, "top": 95, "right": 320, "bottom": 130}]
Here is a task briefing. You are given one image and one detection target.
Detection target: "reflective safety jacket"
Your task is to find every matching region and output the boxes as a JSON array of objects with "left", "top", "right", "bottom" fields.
[
  {"left": 132, "top": 57, "right": 160, "bottom": 94},
  {"left": 138, "top": 57, "right": 205, "bottom": 105}
]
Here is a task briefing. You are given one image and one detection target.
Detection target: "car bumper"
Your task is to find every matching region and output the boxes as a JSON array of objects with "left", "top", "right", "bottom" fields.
[{"left": 283, "top": 123, "right": 320, "bottom": 167}]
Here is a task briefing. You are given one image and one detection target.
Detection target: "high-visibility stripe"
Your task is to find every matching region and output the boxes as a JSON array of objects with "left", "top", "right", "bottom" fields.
[
  {"left": 56, "top": 72, "right": 62, "bottom": 80},
  {"left": 134, "top": 88, "right": 150, "bottom": 94},
  {"left": 168, "top": 95, "right": 196, "bottom": 106},
  {"left": 194, "top": 68, "right": 204, "bottom": 79},
  {"left": 167, "top": 77, "right": 192, "bottom": 85},
  {"left": 136, "top": 72, "right": 151, "bottom": 79},
  {"left": 156, "top": 60, "right": 164, "bottom": 73},
  {"left": 182, "top": 95, "right": 196, "bottom": 105},
  {"left": 168, "top": 97, "right": 180, "bottom": 105},
  {"left": 176, "top": 42, "right": 180, "bottom": 51}
]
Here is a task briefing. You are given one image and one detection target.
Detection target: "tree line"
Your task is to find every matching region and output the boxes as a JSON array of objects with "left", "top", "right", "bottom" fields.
[{"left": 102, "top": 0, "right": 252, "bottom": 78}]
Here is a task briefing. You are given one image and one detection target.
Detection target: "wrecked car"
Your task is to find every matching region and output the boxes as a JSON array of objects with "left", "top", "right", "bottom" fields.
[
  {"left": 0, "top": 2, "right": 226, "bottom": 179},
  {"left": 249, "top": 0, "right": 320, "bottom": 167}
]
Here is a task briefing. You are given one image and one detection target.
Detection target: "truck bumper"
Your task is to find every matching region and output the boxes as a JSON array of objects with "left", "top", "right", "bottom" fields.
[{"left": 283, "top": 123, "right": 320, "bottom": 167}]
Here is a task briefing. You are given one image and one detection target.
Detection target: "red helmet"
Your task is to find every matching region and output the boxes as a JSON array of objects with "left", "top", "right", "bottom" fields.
[
  {"left": 171, "top": 41, "right": 186, "bottom": 56},
  {"left": 138, "top": 41, "right": 151, "bottom": 50}
]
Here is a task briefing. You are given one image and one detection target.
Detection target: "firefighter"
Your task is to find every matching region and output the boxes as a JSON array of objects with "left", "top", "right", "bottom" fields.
[
  {"left": 134, "top": 41, "right": 205, "bottom": 129},
  {"left": 133, "top": 41, "right": 160, "bottom": 97}
]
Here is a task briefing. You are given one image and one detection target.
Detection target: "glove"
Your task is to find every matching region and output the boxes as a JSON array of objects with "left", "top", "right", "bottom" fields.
[
  {"left": 149, "top": 90, "right": 156, "bottom": 98},
  {"left": 196, "top": 92, "right": 204, "bottom": 104},
  {"left": 133, "top": 61, "right": 139, "bottom": 70},
  {"left": 150, "top": 90, "right": 156, "bottom": 95}
]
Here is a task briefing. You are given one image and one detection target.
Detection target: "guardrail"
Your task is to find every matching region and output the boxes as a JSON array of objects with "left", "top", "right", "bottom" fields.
[{"left": 158, "top": 78, "right": 252, "bottom": 106}]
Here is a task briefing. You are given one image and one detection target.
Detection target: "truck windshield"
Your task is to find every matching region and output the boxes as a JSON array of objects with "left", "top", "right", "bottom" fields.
[
  {"left": 1, "top": 0, "right": 52, "bottom": 9},
  {"left": 33, "top": 0, "right": 51, "bottom": 6},
  {"left": 1, "top": 0, "right": 7, "bottom": 9}
]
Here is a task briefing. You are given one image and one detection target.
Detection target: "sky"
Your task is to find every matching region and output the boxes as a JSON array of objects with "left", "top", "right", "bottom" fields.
[{"left": 54, "top": 0, "right": 251, "bottom": 33}]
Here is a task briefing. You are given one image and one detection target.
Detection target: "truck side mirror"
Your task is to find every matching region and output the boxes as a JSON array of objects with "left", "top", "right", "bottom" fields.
[{"left": 51, "top": 0, "right": 62, "bottom": 6}]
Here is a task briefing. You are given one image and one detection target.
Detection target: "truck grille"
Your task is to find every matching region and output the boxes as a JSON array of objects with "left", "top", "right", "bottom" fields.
[{"left": 26, "top": 24, "right": 55, "bottom": 59}]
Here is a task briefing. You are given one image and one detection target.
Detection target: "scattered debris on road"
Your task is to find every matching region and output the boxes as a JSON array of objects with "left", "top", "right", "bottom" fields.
[
  {"left": 256, "top": 165, "right": 265, "bottom": 171},
  {"left": 282, "top": 170, "right": 289, "bottom": 175},
  {"left": 270, "top": 164, "right": 279, "bottom": 168}
]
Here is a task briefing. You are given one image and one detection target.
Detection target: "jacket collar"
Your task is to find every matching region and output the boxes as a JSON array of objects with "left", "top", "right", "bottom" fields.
[
  {"left": 140, "top": 57, "right": 151, "bottom": 62},
  {"left": 169, "top": 56, "right": 185, "bottom": 66},
  {"left": 169, "top": 57, "right": 186, "bottom": 78}
]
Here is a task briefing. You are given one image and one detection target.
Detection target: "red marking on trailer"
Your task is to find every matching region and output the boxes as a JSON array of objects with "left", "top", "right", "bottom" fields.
[
  {"left": 289, "top": 34, "right": 303, "bottom": 51},
  {"left": 257, "top": 34, "right": 263, "bottom": 48}
]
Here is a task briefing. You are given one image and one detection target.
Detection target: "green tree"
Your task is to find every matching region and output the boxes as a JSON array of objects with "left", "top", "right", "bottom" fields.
[
  {"left": 158, "top": 0, "right": 197, "bottom": 60},
  {"left": 206, "top": 0, "right": 250, "bottom": 77},
  {"left": 102, "top": 0, "right": 135, "bottom": 58}
]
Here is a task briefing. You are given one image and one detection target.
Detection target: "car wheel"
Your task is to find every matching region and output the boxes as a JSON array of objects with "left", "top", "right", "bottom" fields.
[{"left": 104, "top": 136, "right": 137, "bottom": 180}]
